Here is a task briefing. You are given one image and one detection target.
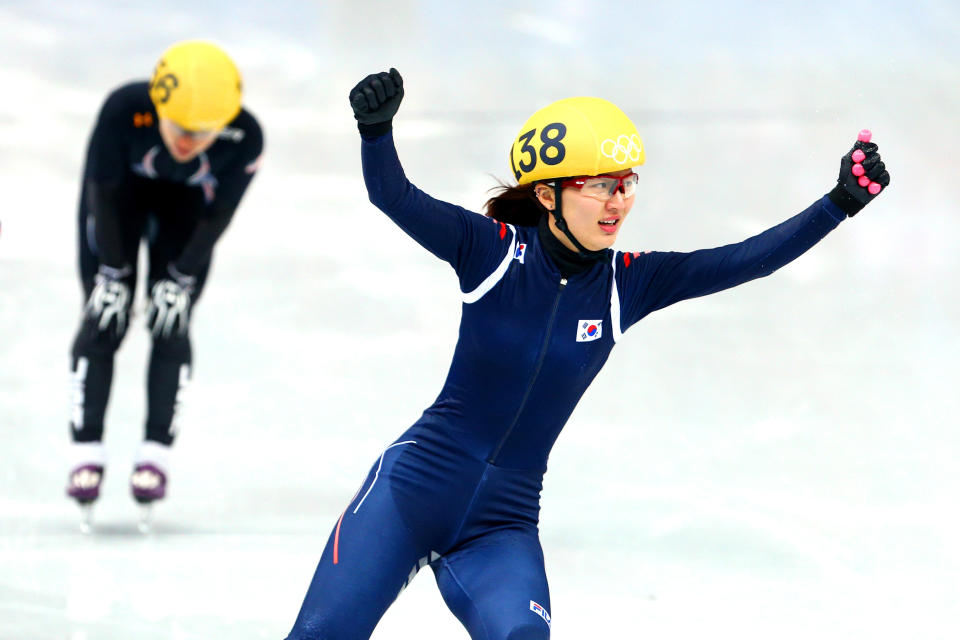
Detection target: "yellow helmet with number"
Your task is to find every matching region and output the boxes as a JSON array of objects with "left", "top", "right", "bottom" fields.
[
  {"left": 149, "top": 40, "right": 242, "bottom": 131},
  {"left": 510, "top": 97, "right": 644, "bottom": 185}
]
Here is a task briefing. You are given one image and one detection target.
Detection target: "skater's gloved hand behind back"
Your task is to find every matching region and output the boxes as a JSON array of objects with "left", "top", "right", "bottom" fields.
[
  {"left": 349, "top": 68, "right": 404, "bottom": 137},
  {"left": 146, "top": 264, "right": 193, "bottom": 338},
  {"left": 827, "top": 131, "right": 891, "bottom": 217},
  {"left": 84, "top": 264, "right": 132, "bottom": 339}
]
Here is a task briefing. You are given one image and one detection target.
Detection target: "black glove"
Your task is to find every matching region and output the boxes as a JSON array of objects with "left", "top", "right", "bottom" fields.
[
  {"left": 146, "top": 264, "right": 193, "bottom": 338},
  {"left": 84, "top": 264, "right": 132, "bottom": 338},
  {"left": 827, "top": 133, "right": 891, "bottom": 217},
  {"left": 349, "top": 68, "right": 404, "bottom": 137}
]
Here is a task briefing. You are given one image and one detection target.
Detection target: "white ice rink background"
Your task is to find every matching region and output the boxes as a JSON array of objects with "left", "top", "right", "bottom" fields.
[{"left": 1, "top": 1, "right": 958, "bottom": 638}]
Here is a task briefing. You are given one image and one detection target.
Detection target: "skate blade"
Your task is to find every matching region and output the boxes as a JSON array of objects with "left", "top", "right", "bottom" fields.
[
  {"left": 137, "top": 504, "right": 154, "bottom": 534},
  {"left": 79, "top": 504, "right": 94, "bottom": 535}
]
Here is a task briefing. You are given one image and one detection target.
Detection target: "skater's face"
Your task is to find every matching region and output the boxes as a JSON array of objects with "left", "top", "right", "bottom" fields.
[
  {"left": 535, "top": 168, "right": 637, "bottom": 251},
  {"left": 158, "top": 118, "right": 220, "bottom": 163}
]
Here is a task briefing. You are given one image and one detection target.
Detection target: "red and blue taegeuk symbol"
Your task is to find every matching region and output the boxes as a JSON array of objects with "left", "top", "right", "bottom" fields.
[{"left": 586, "top": 324, "right": 598, "bottom": 336}]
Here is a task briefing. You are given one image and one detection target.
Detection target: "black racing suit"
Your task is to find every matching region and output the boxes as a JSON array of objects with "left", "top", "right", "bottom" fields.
[{"left": 70, "top": 81, "right": 263, "bottom": 445}]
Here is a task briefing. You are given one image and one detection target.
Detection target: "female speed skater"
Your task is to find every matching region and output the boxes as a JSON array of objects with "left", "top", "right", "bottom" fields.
[
  {"left": 65, "top": 40, "right": 264, "bottom": 531},
  {"left": 284, "top": 68, "right": 889, "bottom": 640}
]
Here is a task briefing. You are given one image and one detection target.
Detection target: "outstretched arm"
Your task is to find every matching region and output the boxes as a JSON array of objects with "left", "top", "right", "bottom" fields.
[{"left": 617, "top": 131, "right": 891, "bottom": 330}]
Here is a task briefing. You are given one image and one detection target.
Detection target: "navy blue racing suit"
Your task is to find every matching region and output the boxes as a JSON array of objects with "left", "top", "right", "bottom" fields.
[{"left": 286, "top": 132, "right": 847, "bottom": 640}]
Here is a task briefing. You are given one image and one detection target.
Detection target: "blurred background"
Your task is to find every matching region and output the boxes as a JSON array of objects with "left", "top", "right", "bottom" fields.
[{"left": 1, "top": 1, "right": 958, "bottom": 638}]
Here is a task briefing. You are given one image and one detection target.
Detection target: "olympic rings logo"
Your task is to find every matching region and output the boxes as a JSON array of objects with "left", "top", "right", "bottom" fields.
[{"left": 600, "top": 134, "right": 643, "bottom": 164}]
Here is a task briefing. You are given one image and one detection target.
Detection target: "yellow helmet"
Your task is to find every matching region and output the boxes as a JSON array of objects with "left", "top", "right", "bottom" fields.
[
  {"left": 510, "top": 96, "right": 644, "bottom": 185},
  {"left": 149, "top": 40, "right": 242, "bottom": 131}
]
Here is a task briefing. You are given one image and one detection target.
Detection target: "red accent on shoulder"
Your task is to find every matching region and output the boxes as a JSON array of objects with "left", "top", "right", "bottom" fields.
[
  {"left": 623, "top": 253, "right": 631, "bottom": 268},
  {"left": 499, "top": 222, "right": 506, "bottom": 240}
]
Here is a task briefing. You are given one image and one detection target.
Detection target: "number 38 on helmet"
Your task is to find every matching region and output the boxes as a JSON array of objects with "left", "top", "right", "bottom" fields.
[{"left": 510, "top": 96, "right": 645, "bottom": 185}]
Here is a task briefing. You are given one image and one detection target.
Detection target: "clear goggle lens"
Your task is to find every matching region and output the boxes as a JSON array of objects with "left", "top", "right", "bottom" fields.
[
  {"left": 167, "top": 121, "right": 218, "bottom": 142},
  {"left": 561, "top": 173, "right": 639, "bottom": 200}
]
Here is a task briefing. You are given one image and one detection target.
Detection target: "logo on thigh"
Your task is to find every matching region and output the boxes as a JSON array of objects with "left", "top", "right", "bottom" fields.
[{"left": 529, "top": 600, "right": 551, "bottom": 628}]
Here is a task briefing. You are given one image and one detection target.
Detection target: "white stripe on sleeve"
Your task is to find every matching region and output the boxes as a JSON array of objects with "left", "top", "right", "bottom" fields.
[{"left": 462, "top": 224, "right": 517, "bottom": 304}]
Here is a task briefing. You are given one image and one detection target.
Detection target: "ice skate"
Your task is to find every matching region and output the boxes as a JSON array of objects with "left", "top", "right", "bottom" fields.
[
  {"left": 130, "top": 462, "right": 166, "bottom": 533},
  {"left": 66, "top": 464, "right": 104, "bottom": 534},
  {"left": 66, "top": 442, "right": 107, "bottom": 533}
]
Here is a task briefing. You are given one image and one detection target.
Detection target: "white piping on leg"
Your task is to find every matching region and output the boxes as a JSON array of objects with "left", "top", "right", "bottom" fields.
[
  {"left": 352, "top": 440, "right": 417, "bottom": 514},
  {"left": 70, "top": 357, "right": 89, "bottom": 431}
]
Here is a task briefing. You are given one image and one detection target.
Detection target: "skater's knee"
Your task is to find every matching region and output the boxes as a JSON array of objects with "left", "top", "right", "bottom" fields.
[
  {"left": 505, "top": 624, "right": 550, "bottom": 640},
  {"left": 72, "top": 316, "right": 128, "bottom": 356}
]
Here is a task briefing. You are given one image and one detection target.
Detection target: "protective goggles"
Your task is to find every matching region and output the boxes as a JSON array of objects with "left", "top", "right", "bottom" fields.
[
  {"left": 559, "top": 172, "right": 639, "bottom": 200},
  {"left": 166, "top": 120, "right": 219, "bottom": 142}
]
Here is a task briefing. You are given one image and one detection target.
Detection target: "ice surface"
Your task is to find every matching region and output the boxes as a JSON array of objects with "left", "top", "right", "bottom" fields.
[{"left": 1, "top": 1, "right": 958, "bottom": 638}]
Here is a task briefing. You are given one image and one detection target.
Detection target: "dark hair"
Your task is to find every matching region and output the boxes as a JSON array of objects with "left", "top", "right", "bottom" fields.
[{"left": 484, "top": 181, "right": 547, "bottom": 227}]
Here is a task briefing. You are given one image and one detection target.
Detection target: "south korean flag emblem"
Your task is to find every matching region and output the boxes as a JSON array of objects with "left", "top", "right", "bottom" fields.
[{"left": 576, "top": 319, "right": 602, "bottom": 342}]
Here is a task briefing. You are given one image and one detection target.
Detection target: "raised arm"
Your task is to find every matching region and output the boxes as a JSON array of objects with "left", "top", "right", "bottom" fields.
[{"left": 350, "top": 69, "right": 513, "bottom": 291}]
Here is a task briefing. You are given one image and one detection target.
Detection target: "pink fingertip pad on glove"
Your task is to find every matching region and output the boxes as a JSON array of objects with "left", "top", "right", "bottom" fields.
[
  {"left": 858, "top": 175, "right": 871, "bottom": 187},
  {"left": 858, "top": 129, "right": 872, "bottom": 143},
  {"left": 868, "top": 182, "right": 882, "bottom": 195},
  {"left": 852, "top": 163, "right": 865, "bottom": 177},
  {"left": 852, "top": 149, "right": 866, "bottom": 163}
]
